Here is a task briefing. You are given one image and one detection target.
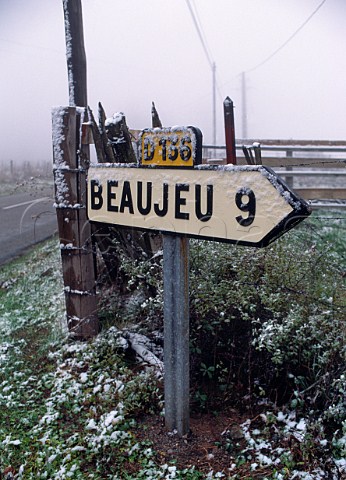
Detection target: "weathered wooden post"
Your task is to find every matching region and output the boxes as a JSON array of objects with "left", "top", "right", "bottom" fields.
[
  {"left": 52, "top": 107, "right": 98, "bottom": 338},
  {"left": 224, "top": 97, "right": 237, "bottom": 165},
  {"left": 62, "top": 0, "right": 87, "bottom": 107},
  {"left": 51, "top": 0, "right": 99, "bottom": 338}
]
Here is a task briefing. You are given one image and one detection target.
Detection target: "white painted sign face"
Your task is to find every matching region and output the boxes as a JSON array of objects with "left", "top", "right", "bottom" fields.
[{"left": 87, "top": 165, "right": 311, "bottom": 247}]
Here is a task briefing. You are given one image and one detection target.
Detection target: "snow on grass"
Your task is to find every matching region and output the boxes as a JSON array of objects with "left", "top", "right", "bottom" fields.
[
  {"left": 0, "top": 237, "right": 344, "bottom": 479},
  {"left": 0, "top": 241, "right": 195, "bottom": 478}
]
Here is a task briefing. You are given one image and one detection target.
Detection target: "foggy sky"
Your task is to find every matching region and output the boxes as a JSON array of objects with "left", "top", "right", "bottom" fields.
[{"left": 1, "top": 0, "right": 345, "bottom": 165}]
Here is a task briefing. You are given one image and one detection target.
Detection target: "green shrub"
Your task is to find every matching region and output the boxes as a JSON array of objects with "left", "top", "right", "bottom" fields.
[
  {"left": 189, "top": 225, "right": 345, "bottom": 411},
  {"left": 99, "top": 213, "right": 345, "bottom": 431}
]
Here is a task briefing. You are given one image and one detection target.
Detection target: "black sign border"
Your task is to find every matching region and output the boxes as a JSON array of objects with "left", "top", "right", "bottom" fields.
[{"left": 87, "top": 164, "right": 311, "bottom": 248}]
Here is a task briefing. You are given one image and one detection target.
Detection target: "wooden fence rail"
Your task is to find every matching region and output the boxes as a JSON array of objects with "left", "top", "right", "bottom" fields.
[{"left": 203, "top": 141, "right": 346, "bottom": 204}]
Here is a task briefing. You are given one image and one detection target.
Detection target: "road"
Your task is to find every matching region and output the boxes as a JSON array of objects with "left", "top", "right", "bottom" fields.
[{"left": 0, "top": 188, "right": 58, "bottom": 266}]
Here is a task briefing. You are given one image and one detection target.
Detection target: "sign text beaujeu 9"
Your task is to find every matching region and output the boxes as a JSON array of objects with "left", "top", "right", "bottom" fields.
[{"left": 87, "top": 163, "right": 311, "bottom": 248}]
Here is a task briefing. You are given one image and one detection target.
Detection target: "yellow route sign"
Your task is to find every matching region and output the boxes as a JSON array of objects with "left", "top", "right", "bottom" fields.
[{"left": 139, "top": 127, "right": 202, "bottom": 167}]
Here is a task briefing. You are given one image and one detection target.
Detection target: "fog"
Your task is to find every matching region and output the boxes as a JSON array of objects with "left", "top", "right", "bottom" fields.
[{"left": 1, "top": 0, "right": 345, "bottom": 165}]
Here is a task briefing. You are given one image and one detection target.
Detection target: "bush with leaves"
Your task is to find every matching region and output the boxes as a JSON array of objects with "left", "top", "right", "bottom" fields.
[
  {"left": 189, "top": 224, "right": 345, "bottom": 415},
  {"left": 99, "top": 213, "right": 345, "bottom": 437}
]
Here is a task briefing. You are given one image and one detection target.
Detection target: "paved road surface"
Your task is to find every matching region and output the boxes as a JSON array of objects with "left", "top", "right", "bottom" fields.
[{"left": 0, "top": 188, "right": 58, "bottom": 266}]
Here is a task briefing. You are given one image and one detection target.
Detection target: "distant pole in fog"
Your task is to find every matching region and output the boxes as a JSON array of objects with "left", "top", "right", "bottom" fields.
[
  {"left": 241, "top": 71, "right": 248, "bottom": 139},
  {"left": 212, "top": 62, "right": 216, "bottom": 150},
  {"left": 185, "top": 0, "right": 217, "bottom": 150}
]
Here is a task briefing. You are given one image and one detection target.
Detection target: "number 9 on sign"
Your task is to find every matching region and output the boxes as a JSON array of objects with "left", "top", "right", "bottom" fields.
[{"left": 235, "top": 188, "right": 256, "bottom": 226}]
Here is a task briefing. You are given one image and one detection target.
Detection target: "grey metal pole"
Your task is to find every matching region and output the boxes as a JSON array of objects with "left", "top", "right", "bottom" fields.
[
  {"left": 212, "top": 62, "right": 216, "bottom": 156},
  {"left": 241, "top": 71, "right": 248, "bottom": 139},
  {"left": 163, "top": 235, "right": 190, "bottom": 436},
  {"left": 285, "top": 149, "right": 294, "bottom": 188}
]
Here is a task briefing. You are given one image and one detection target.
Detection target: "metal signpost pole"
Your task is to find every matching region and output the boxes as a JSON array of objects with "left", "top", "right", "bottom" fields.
[
  {"left": 148, "top": 112, "right": 191, "bottom": 435},
  {"left": 163, "top": 235, "right": 190, "bottom": 436}
]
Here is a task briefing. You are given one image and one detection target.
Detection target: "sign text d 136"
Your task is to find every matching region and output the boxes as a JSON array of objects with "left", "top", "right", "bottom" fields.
[{"left": 139, "top": 127, "right": 202, "bottom": 167}]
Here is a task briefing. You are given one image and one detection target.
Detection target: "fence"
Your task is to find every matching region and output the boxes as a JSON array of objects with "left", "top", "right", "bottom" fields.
[
  {"left": 0, "top": 160, "right": 52, "bottom": 182},
  {"left": 203, "top": 140, "right": 346, "bottom": 208}
]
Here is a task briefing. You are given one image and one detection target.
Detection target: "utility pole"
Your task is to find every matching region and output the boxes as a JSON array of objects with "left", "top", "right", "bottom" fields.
[
  {"left": 241, "top": 71, "right": 248, "bottom": 139},
  {"left": 212, "top": 62, "right": 217, "bottom": 152}
]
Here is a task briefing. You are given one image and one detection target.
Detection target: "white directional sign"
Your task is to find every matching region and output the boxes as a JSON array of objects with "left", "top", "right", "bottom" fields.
[{"left": 87, "top": 164, "right": 311, "bottom": 247}]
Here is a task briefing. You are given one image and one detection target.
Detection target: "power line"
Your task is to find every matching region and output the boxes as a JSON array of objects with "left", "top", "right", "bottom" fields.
[
  {"left": 246, "top": 0, "right": 327, "bottom": 73},
  {"left": 186, "top": 0, "right": 226, "bottom": 145},
  {"left": 185, "top": 0, "right": 214, "bottom": 69},
  {"left": 185, "top": 0, "right": 223, "bottom": 97}
]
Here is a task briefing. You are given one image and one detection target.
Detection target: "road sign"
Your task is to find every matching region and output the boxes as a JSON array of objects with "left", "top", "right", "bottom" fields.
[
  {"left": 87, "top": 164, "right": 311, "bottom": 247},
  {"left": 139, "top": 126, "right": 202, "bottom": 167}
]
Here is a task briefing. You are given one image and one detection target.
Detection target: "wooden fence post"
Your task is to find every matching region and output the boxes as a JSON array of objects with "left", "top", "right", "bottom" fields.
[
  {"left": 224, "top": 97, "right": 237, "bottom": 165},
  {"left": 62, "top": 0, "right": 87, "bottom": 107},
  {"left": 52, "top": 105, "right": 99, "bottom": 339}
]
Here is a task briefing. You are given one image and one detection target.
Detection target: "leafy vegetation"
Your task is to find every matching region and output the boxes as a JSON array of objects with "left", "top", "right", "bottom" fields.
[
  {"left": 105, "top": 211, "right": 345, "bottom": 421},
  {"left": 0, "top": 209, "right": 345, "bottom": 478}
]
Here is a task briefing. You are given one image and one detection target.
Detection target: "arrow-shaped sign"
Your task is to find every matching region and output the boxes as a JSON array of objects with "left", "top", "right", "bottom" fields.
[{"left": 87, "top": 164, "right": 311, "bottom": 247}]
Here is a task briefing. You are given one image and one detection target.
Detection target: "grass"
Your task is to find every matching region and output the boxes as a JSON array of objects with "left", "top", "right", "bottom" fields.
[
  {"left": 0, "top": 210, "right": 345, "bottom": 478},
  {"left": 0, "top": 240, "right": 199, "bottom": 479},
  {"left": 0, "top": 176, "right": 53, "bottom": 196}
]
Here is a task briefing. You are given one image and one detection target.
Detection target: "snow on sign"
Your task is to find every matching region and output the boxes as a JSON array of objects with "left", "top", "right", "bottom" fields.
[
  {"left": 87, "top": 164, "right": 311, "bottom": 247},
  {"left": 138, "top": 127, "right": 202, "bottom": 167}
]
